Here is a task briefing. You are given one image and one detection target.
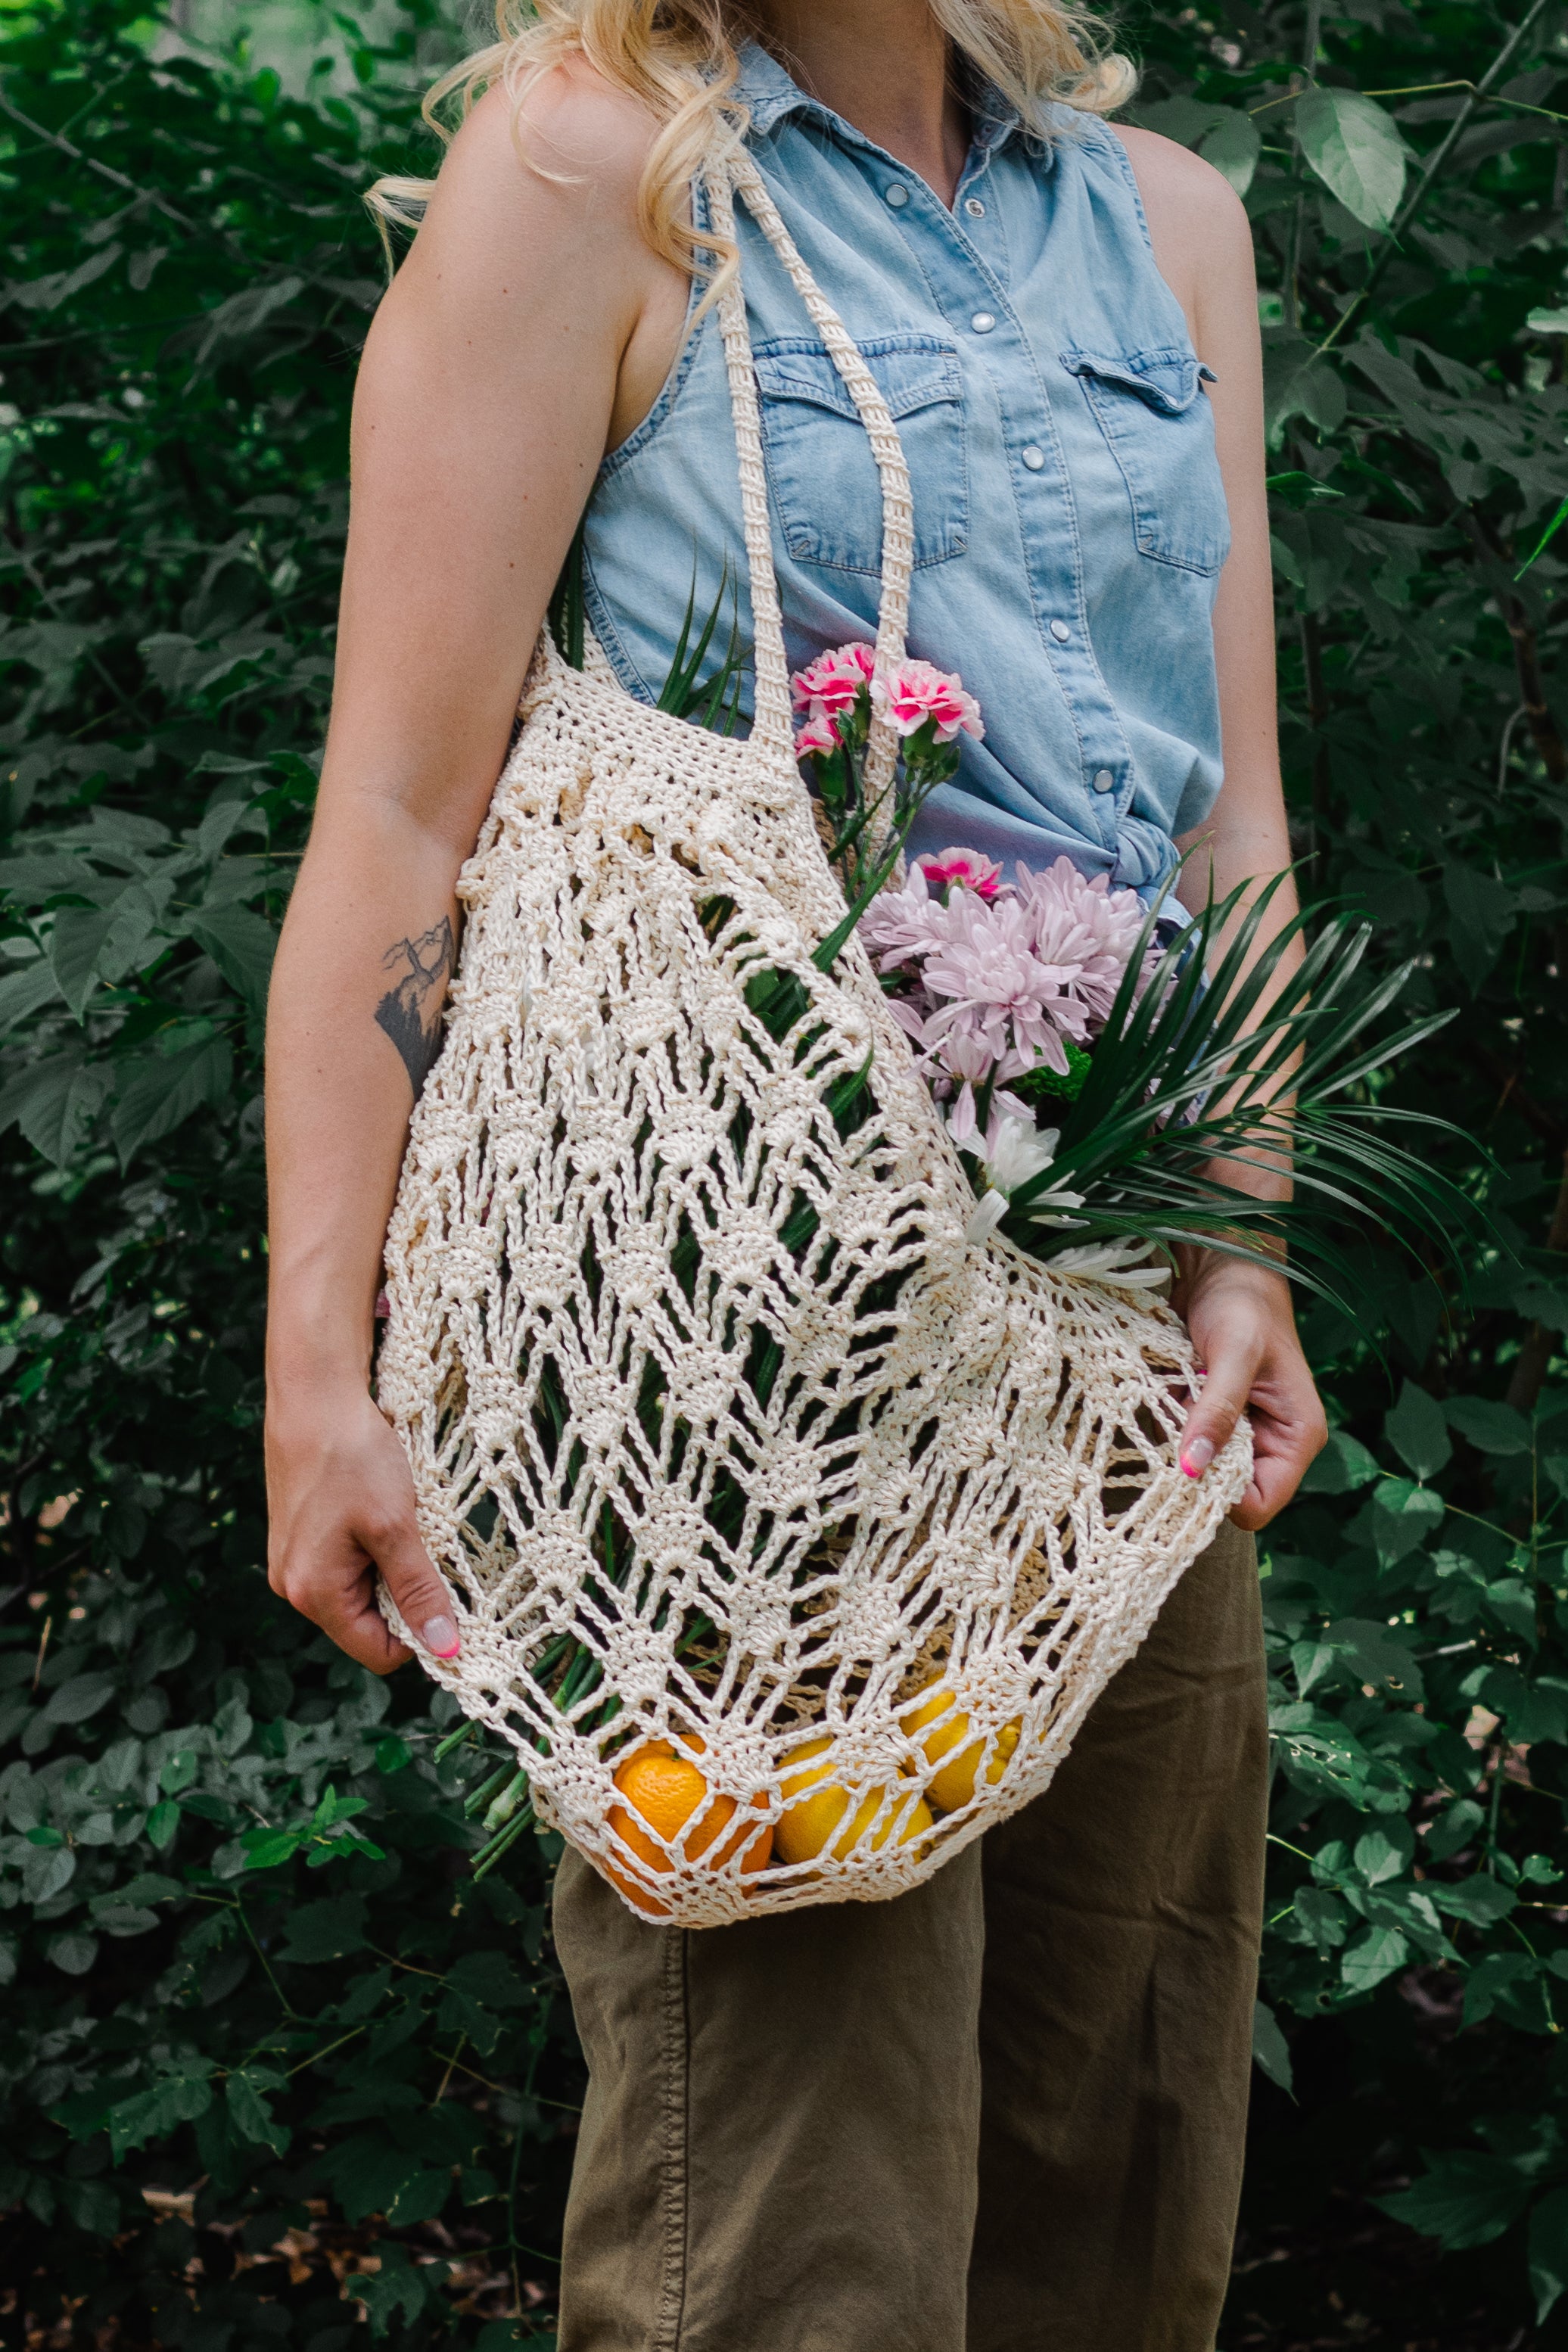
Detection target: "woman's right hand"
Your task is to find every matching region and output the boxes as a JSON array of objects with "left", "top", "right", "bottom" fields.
[{"left": 265, "top": 1380, "right": 461, "bottom": 1675}]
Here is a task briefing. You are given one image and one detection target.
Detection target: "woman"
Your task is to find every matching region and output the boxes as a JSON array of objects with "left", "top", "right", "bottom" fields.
[{"left": 265, "top": 3, "right": 1326, "bottom": 2344}]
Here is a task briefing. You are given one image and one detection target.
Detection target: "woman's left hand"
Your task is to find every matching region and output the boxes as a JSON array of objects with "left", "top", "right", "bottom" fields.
[{"left": 1172, "top": 1251, "right": 1327, "bottom": 1530}]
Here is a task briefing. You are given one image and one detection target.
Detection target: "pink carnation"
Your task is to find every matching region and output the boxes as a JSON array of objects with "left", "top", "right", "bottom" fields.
[
  {"left": 916, "top": 848, "right": 1003, "bottom": 901},
  {"left": 794, "top": 710, "right": 842, "bottom": 760},
  {"left": 791, "top": 640, "right": 876, "bottom": 716},
  {"left": 871, "top": 660, "right": 984, "bottom": 745}
]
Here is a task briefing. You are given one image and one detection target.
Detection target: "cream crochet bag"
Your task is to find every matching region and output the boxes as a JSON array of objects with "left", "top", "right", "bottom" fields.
[{"left": 376, "top": 150, "right": 1251, "bottom": 1924}]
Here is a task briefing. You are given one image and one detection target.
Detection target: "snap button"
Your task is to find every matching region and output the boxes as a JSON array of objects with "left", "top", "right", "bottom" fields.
[
  {"left": 1021, "top": 444, "right": 1045, "bottom": 471},
  {"left": 970, "top": 310, "right": 997, "bottom": 333},
  {"left": 964, "top": 197, "right": 986, "bottom": 218},
  {"left": 1092, "top": 769, "right": 1115, "bottom": 793},
  {"left": 885, "top": 183, "right": 910, "bottom": 208},
  {"left": 1050, "top": 619, "right": 1071, "bottom": 643}
]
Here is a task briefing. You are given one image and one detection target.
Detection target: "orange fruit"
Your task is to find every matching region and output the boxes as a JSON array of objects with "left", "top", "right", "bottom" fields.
[
  {"left": 901, "top": 1690, "right": 1022, "bottom": 1815},
  {"left": 605, "top": 1734, "right": 772, "bottom": 1915},
  {"left": 774, "top": 1734, "right": 934, "bottom": 1866}
]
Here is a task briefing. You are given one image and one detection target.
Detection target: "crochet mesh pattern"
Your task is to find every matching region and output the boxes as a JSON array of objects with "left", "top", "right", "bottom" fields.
[{"left": 376, "top": 151, "right": 1251, "bottom": 1923}]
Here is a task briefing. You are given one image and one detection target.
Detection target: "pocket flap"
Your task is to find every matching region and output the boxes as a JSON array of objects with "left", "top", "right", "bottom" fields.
[
  {"left": 1062, "top": 347, "right": 1215, "bottom": 415},
  {"left": 754, "top": 335, "right": 963, "bottom": 424}
]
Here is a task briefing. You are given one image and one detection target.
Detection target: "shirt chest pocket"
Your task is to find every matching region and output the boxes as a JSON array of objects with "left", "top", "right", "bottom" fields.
[
  {"left": 1062, "top": 347, "right": 1230, "bottom": 577},
  {"left": 754, "top": 334, "right": 968, "bottom": 574}
]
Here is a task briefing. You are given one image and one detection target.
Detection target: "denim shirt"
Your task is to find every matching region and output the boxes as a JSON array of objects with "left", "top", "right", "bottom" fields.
[{"left": 581, "top": 44, "right": 1230, "bottom": 897}]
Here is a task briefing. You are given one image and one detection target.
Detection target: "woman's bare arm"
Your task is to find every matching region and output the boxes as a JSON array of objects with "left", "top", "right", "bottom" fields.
[
  {"left": 265, "top": 69, "right": 686, "bottom": 1670},
  {"left": 1115, "top": 128, "right": 1327, "bottom": 1527}
]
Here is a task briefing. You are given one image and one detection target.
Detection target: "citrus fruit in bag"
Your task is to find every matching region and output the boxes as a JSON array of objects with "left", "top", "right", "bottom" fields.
[
  {"left": 606, "top": 1734, "right": 772, "bottom": 1915},
  {"left": 901, "top": 1690, "right": 1022, "bottom": 1815},
  {"left": 773, "top": 1734, "right": 934, "bottom": 1866}
]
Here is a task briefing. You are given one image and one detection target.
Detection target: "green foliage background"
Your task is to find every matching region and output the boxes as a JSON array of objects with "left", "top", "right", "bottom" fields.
[{"left": 1, "top": 0, "right": 1566, "bottom": 2343}]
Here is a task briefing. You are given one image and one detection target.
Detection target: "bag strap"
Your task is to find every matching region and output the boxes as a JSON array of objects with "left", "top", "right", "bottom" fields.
[{"left": 706, "top": 148, "right": 915, "bottom": 821}]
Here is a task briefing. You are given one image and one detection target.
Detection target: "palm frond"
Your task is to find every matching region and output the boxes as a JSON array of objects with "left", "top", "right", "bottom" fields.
[{"left": 995, "top": 879, "right": 1494, "bottom": 1317}]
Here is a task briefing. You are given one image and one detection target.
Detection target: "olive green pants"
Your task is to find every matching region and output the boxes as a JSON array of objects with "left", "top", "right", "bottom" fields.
[{"left": 552, "top": 1518, "right": 1266, "bottom": 2352}]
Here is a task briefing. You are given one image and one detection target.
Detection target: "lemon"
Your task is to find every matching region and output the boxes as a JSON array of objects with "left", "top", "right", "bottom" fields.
[
  {"left": 775, "top": 1734, "right": 934, "bottom": 1865},
  {"left": 901, "top": 1689, "right": 1023, "bottom": 1815}
]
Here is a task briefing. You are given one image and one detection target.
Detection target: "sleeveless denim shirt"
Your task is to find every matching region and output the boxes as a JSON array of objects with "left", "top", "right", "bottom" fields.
[{"left": 580, "top": 44, "right": 1230, "bottom": 898}]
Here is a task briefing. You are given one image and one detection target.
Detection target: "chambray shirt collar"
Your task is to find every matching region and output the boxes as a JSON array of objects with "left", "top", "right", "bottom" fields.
[{"left": 732, "top": 38, "right": 1024, "bottom": 157}]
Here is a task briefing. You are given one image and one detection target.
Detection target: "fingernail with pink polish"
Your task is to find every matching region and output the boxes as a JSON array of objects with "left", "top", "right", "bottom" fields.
[
  {"left": 423, "top": 1614, "right": 460, "bottom": 1660},
  {"left": 1181, "top": 1437, "right": 1215, "bottom": 1479}
]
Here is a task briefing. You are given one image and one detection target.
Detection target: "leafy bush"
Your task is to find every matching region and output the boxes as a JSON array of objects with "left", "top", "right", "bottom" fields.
[{"left": 0, "top": 0, "right": 1566, "bottom": 2345}]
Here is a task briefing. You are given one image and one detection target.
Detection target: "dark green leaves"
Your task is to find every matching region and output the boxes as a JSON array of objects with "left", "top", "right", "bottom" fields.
[{"left": 1380, "top": 2151, "right": 1535, "bottom": 2248}]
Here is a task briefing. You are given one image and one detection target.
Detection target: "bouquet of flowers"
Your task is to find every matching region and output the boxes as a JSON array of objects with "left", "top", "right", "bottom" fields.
[{"left": 792, "top": 639, "right": 1476, "bottom": 1305}]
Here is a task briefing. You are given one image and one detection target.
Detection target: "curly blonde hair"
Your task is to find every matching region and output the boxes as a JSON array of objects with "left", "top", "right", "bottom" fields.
[{"left": 368, "top": 2, "right": 1134, "bottom": 281}]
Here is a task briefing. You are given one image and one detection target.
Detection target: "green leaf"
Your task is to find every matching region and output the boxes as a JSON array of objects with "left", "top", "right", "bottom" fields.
[
  {"left": 159, "top": 1750, "right": 199, "bottom": 1795},
  {"left": 45, "top": 1933, "right": 98, "bottom": 1976},
  {"left": 1252, "top": 1998, "right": 1294, "bottom": 2093},
  {"left": 48, "top": 904, "right": 118, "bottom": 1019},
  {"left": 1299, "top": 1426, "right": 1382, "bottom": 1494},
  {"left": 1481, "top": 1668, "right": 1568, "bottom": 1746},
  {"left": 1296, "top": 89, "right": 1408, "bottom": 232},
  {"left": 341, "top": 2238, "right": 444, "bottom": 2337},
  {"left": 1340, "top": 1924, "right": 1409, "bottom": 1995},
  {"left": 40, "top": 1672, "right": 117, "bottom": 1727},
  {"left": 187, "top": 903, "right": 276, "bottom": 1015},
  {"left": 1445, "top": 1397, "right": 1534, "bottom": 1456},
  {"left": 58, "top": 2177, "right": 118, "bottom": 2238},
  {"left": 1443, "top": 862, "right": 1519, "bottom": 994},
  {"left": 1430, "top": 1875, "right": 1517, "bottom": 1927},
  {"left": 110, "top": 1033, "right": 233, "bottom": 1167},
  {"left": 145, "top": 1800, "right": 180, "bottom": 1850},
  {"left": 1264, "top": 330, "right": 1348, "bottom": 447},
  {"left": 1380, "top": 2151, "right": 1532, "bottom": 2249},
  {"left": 1384, "top": 1381, "right": 1451, "bottom": 1481},
  {"left": 1329, "top": 1616, "right": 1426, "bottom": 1702},
  {"left": 1425, "top": 1800, "right": 1486, "bottom": 1864},
  {"left": 104, "top": 2067, "right": 215, "bottom": 2163},
  {"left": 238, "top": 1828, "right": 302, "bottom": 1871},
  {"left": 0, "top": 1052, "right": 110, "bottom": 1167},
  {"left": 322, "top": 2137, "right": 437, "bottom": 2226},
  {"left": 0, "top": 955, "right": 64, "bottom": 1033},
  {"left": 1200, "top": 110, "right": 1262, "bottom": 195},
  {"left": 1291, "top": 1886, "right": 1349, "bottom": 1950},
  {"left": 1529, "top": 2185, "right": 1568, "bottom": 2322},
  {"left": 275, "top": 1894, "right": 369, "bottom": 1964},
  {"left": 444, "top": 1949, "right": 529, "bottom": 2011},
  {"left": 1370, "top": 1482, "right": 1445, "bottom": 1570},
  {"left": 1354, "top": 1820, "right": 1414, "bottom": 1885},
  {"left": 1463, "top": 1952, "right": 1539, "bottom": 2027},
  {"left": 226, "top": 2071, "right": 290, "bottom": 2154}
]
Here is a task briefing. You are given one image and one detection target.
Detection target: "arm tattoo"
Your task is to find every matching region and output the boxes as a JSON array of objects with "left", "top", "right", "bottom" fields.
[{"left": 374, "top": 917, "right": 456, "bottom": 1099}]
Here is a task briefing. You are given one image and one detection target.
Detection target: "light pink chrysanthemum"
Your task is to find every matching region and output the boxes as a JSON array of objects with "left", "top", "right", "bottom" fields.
[
  {"left": 856, "top": 866, "right": 952, "bottom": 972},
  {"left": 790, "top": 640, "right": 876, "bottom": 715},
  {"left": 916, "top": 848, "right": 1003, "bottom": 901},
  {"left": 871, "top": 660, "right": 984, "bottom": 745},
  {"left": 919, "top": 891, "right": 1091, "bottom": 1078},
  {"left": 1015, "top": 857, "right": 1152, "bottom": 1027}
]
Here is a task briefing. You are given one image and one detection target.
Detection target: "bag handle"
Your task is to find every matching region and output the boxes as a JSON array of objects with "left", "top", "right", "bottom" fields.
[{"left": 706, "top": 148, "right": 915, "bottom": 823}]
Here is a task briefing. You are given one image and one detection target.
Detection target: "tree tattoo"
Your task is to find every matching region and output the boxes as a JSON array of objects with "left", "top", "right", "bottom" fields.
[{"left": 375, "top": 917, "right": 456, "bottom": 1097}]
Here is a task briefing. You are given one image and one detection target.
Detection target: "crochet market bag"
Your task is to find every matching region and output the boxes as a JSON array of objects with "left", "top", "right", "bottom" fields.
[{"left": 376, "top": 149, "right": 1252, "bottom": 1923}]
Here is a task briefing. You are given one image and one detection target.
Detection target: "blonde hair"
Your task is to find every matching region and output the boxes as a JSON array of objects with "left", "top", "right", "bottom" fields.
[{"left": 368, "top": 2, "right": 1136, "bottom": 282}]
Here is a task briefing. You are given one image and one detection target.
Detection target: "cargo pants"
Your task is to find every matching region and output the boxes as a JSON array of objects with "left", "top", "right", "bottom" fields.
[{"left": 552, "top": 1517, "right": 1267, "bottom": 2352}]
